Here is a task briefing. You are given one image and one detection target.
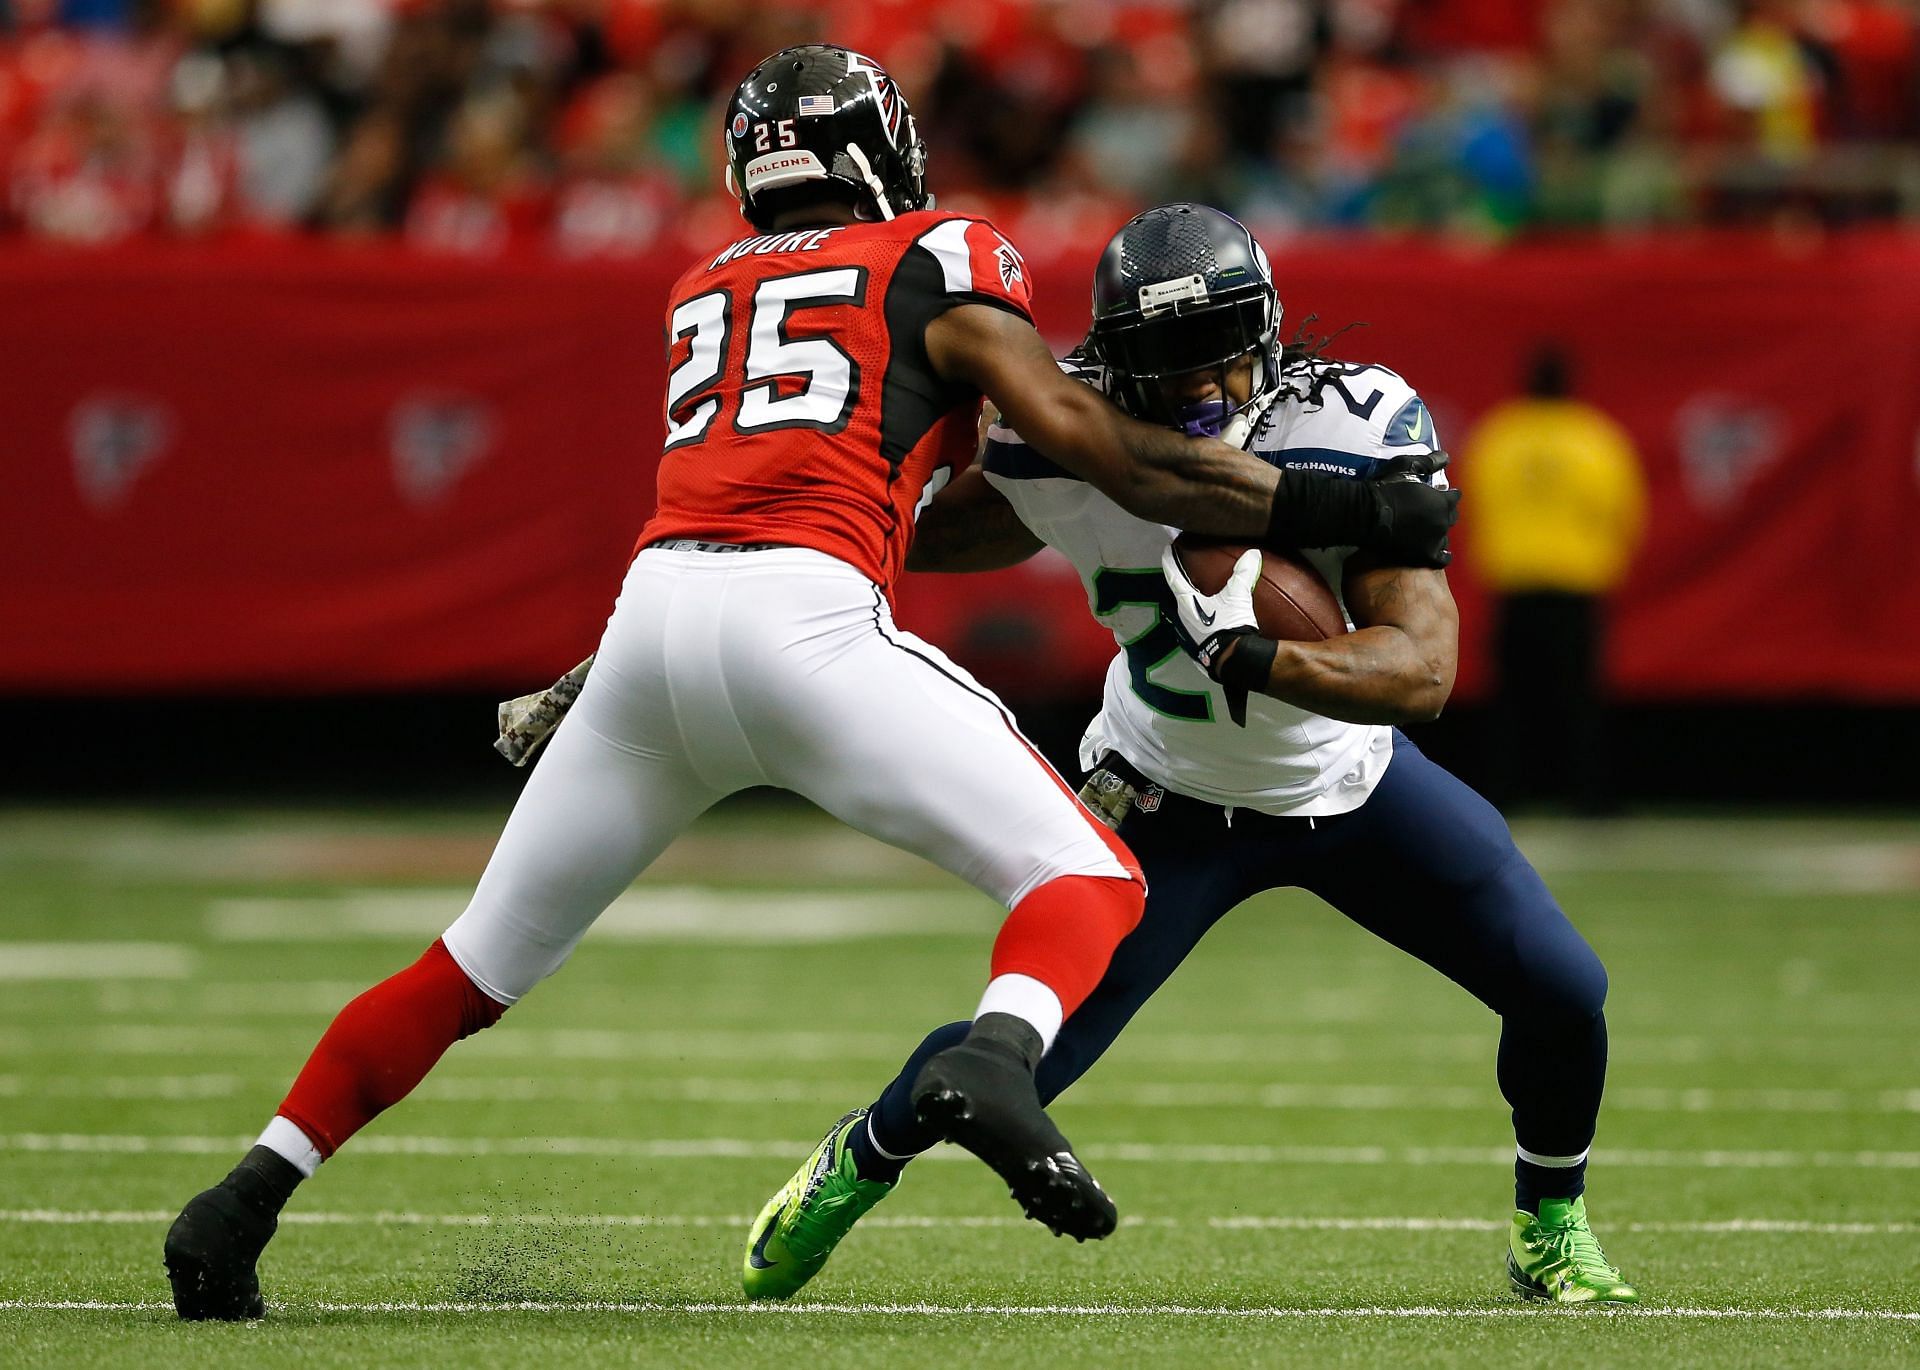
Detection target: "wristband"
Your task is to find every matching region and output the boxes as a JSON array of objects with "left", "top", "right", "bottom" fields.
[
  {"left": 1266, "top": 469, "right": 1377, "bottom": 550},
  {"left": 1215, "top": 633, "right": 1277, "bottom": 693},
  {"left": 1205, "top": 632, "right": 1274, "bottom": 729}
]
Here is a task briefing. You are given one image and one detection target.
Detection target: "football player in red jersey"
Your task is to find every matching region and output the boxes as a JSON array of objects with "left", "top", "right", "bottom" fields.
[{"left": 162, "top": 45, "right": 1459, "bottom": 1321}]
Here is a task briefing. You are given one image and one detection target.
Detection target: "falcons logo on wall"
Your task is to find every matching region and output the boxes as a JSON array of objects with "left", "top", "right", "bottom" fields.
[
  {"left": 69, "top": 394, "right": 172, "bottom": 512},
  {"left": 390, "top": 392, "right": 495, "bottom": 504}
]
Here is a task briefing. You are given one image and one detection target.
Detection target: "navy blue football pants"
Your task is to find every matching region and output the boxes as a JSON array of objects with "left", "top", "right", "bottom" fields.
[{"left": 865, "top": 734, "right": 1610, "bottom": 1207}]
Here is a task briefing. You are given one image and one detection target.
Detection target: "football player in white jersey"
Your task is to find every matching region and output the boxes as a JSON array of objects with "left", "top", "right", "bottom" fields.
[{"left": 742, "top": 204, "right": 1637, "bottom": 1306}]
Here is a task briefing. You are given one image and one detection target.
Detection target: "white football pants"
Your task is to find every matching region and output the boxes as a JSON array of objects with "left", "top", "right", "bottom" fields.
[{"left": 443, "top": 545, "right": 1132, "bottom": 1003}]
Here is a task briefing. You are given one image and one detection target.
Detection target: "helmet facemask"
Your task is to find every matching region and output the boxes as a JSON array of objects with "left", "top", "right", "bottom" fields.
[
  {"left": 1087, "top": 203, "right": 1285, "bottom": 442},
  {"left": 1095, "top": 289, "right": 1279, "bottom": 438}
]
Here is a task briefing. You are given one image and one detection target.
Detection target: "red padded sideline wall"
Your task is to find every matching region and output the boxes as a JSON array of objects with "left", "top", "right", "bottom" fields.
[{"left": 4, "top": 231, "right": 1918, "bottom": 702}]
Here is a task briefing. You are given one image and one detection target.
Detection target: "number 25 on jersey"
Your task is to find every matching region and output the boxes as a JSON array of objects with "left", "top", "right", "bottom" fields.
[{"left": 664, "top": 267, "right": 868, "bottom": 450}]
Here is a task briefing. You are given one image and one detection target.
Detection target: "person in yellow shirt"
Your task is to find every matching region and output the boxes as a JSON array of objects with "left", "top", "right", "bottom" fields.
[{"left": 1465, "top": 344, "right": 1647, "bottom": 813}]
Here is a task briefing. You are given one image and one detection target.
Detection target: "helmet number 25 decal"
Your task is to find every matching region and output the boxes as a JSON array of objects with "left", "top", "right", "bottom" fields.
[
  {"left": 752, "top": 120, "right": 798, "bottom": 153},
  {"left": 664, "top": 267, "right": 871, "bottom": 451}
]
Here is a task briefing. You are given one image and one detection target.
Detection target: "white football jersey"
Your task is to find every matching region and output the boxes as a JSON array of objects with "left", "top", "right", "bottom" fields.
[{"left": 983, "top": 357, "right": 1445, "bottom": 816}]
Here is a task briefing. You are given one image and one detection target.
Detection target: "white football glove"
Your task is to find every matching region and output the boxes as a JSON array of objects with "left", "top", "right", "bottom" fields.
[
  {"left": 1161, "top": 543, "right": 1261, "bottom": 660},
  {"left": 1159, "top": 537, "right": 1267, "bottom": 725},
  {"left": 1160, "top": 543, "right": 1267, "bottom": 727}
]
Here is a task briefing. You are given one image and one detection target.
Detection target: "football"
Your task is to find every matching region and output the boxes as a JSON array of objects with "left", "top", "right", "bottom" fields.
[{"left": 1170, "top": 536, "right": 1347, "bottom": 641}]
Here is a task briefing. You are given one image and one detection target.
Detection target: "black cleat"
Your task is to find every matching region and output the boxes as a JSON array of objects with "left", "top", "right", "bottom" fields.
[
  {"left": 911, "top": 1017, "right": 1118, "bottom": 1242},
  {"left": 164, "top": 1183, "right": 275, "bottom": 1320}
]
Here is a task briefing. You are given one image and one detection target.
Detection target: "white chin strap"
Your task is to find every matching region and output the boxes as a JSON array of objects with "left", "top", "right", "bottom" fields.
[
  {"left": 1219, "top": 382, "right": 1284, "bottom": 451},
  {"left": 844, "top": 143, "right": 896, "bottom": 222},
  {"left": 724, "top": 164, "right": 752, "bottom": 224}
]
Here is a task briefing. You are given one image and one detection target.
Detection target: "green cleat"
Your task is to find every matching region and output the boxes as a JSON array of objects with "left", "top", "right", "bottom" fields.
[
  {"left": 1507, "top": 1196, "right": 1639, "bottom": 1305},
  {"left": 742, "top": 1108, "right": 894, "bottom": 1300}
]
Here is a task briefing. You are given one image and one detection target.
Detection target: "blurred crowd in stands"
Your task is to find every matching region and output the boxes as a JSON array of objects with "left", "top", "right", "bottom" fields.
[{"left": 2, "top": 0, "right": 1917, "bottom": 253}]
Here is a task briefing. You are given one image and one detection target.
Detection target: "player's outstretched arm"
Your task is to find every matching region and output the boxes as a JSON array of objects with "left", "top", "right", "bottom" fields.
[
  {"left": 924, "top": 304, "right": 1458, "bottom": 567},
  {"left": 927, "top": 303, "right": 1276, "bottom": 535},
  {"left": 907, "top": 464, "right": 1044, "bottom": 573},
  {"left": 1163, "top": 547, "right": 1458, "bottom": 725}
]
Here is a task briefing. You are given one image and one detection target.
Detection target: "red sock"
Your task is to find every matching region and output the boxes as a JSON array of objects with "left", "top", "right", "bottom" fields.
[
  {"left": 988, "top": 873, "right": 1145, "bottom": 1018},
  {"left": 276, "top": 939, "right": 505, "bottom": 1159}
]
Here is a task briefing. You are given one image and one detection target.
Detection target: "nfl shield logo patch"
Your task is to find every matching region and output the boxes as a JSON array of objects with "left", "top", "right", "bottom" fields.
[{"left": 1134, "top": 784, "right": 1165, "bottom": 813}]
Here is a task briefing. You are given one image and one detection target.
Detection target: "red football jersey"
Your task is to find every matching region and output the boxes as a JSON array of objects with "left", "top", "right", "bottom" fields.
[{"left": 638, "top": 209, "right": 1033, "bottom": 595}]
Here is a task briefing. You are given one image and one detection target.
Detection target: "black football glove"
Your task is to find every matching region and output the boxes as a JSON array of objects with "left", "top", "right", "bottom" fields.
[
  {"left": 1265, "top": 449, "right": 1458, "bottom": 568},
  {"left": 1375, "top": 450, "right": 1449, "bottom": 482}
]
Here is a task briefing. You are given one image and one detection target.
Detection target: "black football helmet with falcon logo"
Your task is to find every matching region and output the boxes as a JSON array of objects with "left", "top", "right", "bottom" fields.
[{"left": 724, "top": 45, "right": 931, "bottom": 231}]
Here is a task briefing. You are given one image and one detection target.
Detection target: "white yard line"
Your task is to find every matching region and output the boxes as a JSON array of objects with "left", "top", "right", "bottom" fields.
[
  {"left": 1104, "top": 1081, "right": 1920, "bottom": 1114},
  {"left": 89, "top": 982, "right": 373, "bottom": 1016},
  {"left": 1204, "top": 1215, "right": 1920, "bottom": 1235},
  {"left": 204, "top": 888, "right": 997, "bottom": 944},
  {"left": 16, "top": 1023, "right": 1919, "bottom": 1069},
  {"left": 0, "top": 1074, "right": 248, "bottom": 1101},
  {"left": 8, "top": 811, "right": 1915, "bottom": 890},
  {"left": 0, "top": 1298, "right": 1913, "bottom": 1321},
  {"left": 0, "top": 943, "right": 197, "bottom": 981},
  {"left": 1, "top": 1209, "right": 1913, "bottom": 1236},
  {"left": 8, "top": 1072, "right": 1915, "bottom": 1115},
  {"left": 5, "top": 1133, "right": 1918, "bottom": 1169}
]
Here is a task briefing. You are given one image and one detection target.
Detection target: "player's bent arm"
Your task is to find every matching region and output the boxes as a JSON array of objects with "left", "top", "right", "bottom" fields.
[
  {"left": 907, "top": 464, "right": 1045, "bottom": 573},
  {"left": 1255, "top": 562, "right": 1459, "bottom": 725},
  {"left": 924, "top": 304, "right": 1280, "bottom": 538}
]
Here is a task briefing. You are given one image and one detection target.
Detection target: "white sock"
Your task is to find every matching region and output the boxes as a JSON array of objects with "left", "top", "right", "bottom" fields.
[
  {"left": 1516, "top": 1143, "right": 1591, "bottom": 1169},
  {"left": 257, "top": 1115, "right": 323, "bottom": 1178},
  {"left": 974, "top": 973, "right": 1063, "bottom": 1053}
]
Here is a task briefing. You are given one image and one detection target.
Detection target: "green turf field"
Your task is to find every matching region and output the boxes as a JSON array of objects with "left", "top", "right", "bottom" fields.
[{"left": 2, "top": 804, "right": 1916, "bottom": 1367}]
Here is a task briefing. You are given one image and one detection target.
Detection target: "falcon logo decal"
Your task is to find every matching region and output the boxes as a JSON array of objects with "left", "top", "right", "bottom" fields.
[
  {"left": 843, "top": 52, "right": 903, "bottom": 141},
  {"left": 994, "top": 242, "right": 1024, "bottom": 292}
]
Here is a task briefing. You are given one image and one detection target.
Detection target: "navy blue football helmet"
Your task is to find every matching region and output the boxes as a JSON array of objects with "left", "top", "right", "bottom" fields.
[{"left": 1087, "top": 204, "right": 1281, "bottom": 437}]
